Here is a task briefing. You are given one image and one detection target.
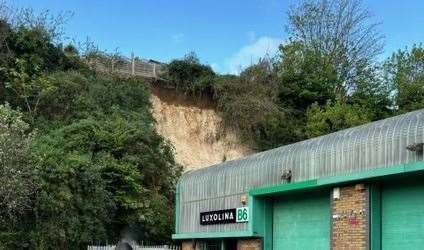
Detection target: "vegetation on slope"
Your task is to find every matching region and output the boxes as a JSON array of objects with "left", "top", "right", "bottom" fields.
[
  {"left": 0, "top": 6, "right": 181, "bottom": 249},
  {"left": 164, "top": 0, "right": 423, "bottom": 151},
  {"left": 0, "top": 0, "right": 423, "bottom": 248}
]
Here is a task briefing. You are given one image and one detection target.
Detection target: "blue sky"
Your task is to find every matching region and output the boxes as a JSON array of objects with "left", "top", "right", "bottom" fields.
[{"left": 7, "top": 0, "right": 424, "bottom": 74}]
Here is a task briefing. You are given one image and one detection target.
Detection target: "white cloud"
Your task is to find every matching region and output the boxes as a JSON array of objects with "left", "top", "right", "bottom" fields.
[
  {"left": 224, "top": 36, "right": 282, "bottom": 74},
  {"left": 210, "top": 63, "right": 220, "bottom": 73},
  {"left": 171, "top": 33, "right": 184, "bottom": 43}
]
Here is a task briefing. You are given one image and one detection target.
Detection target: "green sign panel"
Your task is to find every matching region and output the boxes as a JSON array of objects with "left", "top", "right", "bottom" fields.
[{"left": 236, "top": 207, "right": 249, "bottom": 223}]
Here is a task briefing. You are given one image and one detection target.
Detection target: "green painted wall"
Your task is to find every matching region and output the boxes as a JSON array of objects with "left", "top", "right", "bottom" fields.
[
  {"left": 175, "top": 179, "right": 181, "bottom": 234},
  {"left": 381, "top": 176, "right": 424, "bottom": 250},
  {"left": 249, "top": 196, "right": 273, "bottom": 250},
  {"left": 370, "top": 184, "right": 381, "bottom": 250},
  {"left": 273, "top": 190, "right": 330, "bottom": 250}
]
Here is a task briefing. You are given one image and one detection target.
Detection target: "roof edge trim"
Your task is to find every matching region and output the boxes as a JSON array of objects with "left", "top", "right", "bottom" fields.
[
  {"left": 250, "top": 161, "right": 424, "bottom": 197},
  {"left": 172, "top": 230, "right": 255, "bottom": 240}
]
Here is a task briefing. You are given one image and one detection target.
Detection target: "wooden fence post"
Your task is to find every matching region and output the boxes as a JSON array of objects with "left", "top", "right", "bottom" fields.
[{"left": 131, "top": 52, "right": 135, "bottom": 76}]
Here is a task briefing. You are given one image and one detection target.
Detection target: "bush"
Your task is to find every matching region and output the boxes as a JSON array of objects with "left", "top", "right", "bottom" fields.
[
  {"left": 29, "top": 72, "right": 182, "bottom": 247},
  {"left": 165, "top": 53, "right": 215, "bottom": 97},
  {"left": 305, "top": 100, "right": 371, "bottom": 138},
  {"left": 0, "top": 104, "right": 36, "bottom": 248}
]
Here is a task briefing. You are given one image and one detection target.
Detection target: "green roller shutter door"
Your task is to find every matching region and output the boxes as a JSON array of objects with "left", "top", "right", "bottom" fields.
[
  {"left": 381, "top": 177, "right": 424, "bottom": 250},
  {"left": 273, "top": 191, "right": 330, "bottom": 250}
]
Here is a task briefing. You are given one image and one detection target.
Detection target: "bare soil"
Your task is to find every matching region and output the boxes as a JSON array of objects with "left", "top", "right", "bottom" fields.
[{"left": 150, "top": 87, "right": 253, "bottom": 170}]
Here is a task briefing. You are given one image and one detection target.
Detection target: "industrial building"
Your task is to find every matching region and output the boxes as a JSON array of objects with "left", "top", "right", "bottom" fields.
[{"left": 173, "top": 109, "right": 424, "bottom": 250}]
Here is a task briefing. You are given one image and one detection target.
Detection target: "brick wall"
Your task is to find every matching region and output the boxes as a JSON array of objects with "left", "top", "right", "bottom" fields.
[
  {"left": 331, "top": 184, "right": 368, "bottom": 250},
  {"left": 237, "top": 239, "right": 261, "bottom": 250}
]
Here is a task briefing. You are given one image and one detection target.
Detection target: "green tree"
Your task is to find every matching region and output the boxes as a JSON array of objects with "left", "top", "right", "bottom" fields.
[
  {"left": 384, "top": 45, "right": 424, "bottom": 113},
  {"left": 214, "top": 59, "right": 287, "bottom": 149},
  {"left": 31, "top": 110, "right": 180, "bottom": 247},
  {"left": 0, "top": 20, "right": 14, "bottom": 87},
  {"left": 0, "top": 104, "right": 35, "bottom": 220},
  {"left": 165, "top": 52, "right": 215, "bottom": 97},
  {"left": 1, "top": 24, "right": 84, "bottom": 120},
  {"left": 29, "top": 72, "right": 181, "bottom": 247},
  {"left": 349, "top": 65, "right": 393, "bottom": 120},
  {"left": 243, "top": 42, "right": 342, "bottom": 149},
  {"left": 5, "top": 59, "right": 56, "bottom": 121},
  {"left": 0, "top": 3, "right": 182, "bottom": 248},
  {"left": 287, "top": 0, "right": 384, "bottom": 93},
  {"left": 0, "top": 104, "right": 36, "bottom": 249},
  {"left": 278, "top": 42, "right": 340, "bottom": 110},
  {"left": 305, "top": 100, "right": 370, "bottom": 138},
  {"left": 32, "top": 127, "right": 112, "bottom": 249}
]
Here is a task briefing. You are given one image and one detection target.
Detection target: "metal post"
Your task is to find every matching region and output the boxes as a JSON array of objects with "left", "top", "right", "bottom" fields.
[{"left": 131, "top": 52, "right": 135, "bottom": 76}]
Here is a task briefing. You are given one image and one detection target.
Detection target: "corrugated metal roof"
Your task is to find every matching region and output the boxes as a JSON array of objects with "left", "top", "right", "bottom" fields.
[{"left": 178, "top": 109, "right": 424, "bottom": 233}]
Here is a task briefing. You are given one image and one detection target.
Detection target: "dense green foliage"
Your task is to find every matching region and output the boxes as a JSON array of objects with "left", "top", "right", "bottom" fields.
[
  {"left": 0, "top": 104, "right": 35, "bottom": 227},
  {"left": 213, "top": 60, "right": 285, "bottom": 148},
  {"left": 0, "top": 0, "right": 423, "bottom": 248},
  {"left": 0, "top": 9, "right": 181, "bottom": 250},
  {"left": 164, "top": 4, "right": 422, "bottom": 150},
  {"left": 30, "top": 73, "right": 180, "bottom": 248},
  {"left": 165, "top": 52, "right": 215, "bottom": 97},
  {"left": 277, "top": 42, "right": 340, "bottom": 109},
  {"left": 384, "top": 45, "right": 424, "bottom": 113},
  {"left": 305, "top": 100, "right": 371, "bottom": 138}
]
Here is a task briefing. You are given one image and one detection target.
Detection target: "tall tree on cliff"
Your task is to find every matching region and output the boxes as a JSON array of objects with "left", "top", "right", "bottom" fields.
[
  {"left": 384, "top": 45, "right": 424, "bottom": 113},
  {"left": 286, "top": 0, "right": 384, "bottom": 97}
]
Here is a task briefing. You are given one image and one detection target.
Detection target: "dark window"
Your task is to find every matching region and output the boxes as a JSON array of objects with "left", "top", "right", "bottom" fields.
[
  {"left": 205, "top": 241, "right": 220, "bottom": 250},
  {"left": 224, "top": 239, "right": 237, "bottom": 250}
]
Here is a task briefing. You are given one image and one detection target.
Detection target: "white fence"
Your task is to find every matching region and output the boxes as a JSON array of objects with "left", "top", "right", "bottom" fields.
[{"left": 87, "top": 244, "right": 180, "bottom": 250}]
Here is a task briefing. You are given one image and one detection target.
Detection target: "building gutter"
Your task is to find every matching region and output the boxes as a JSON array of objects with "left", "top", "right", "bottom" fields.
[
  {"left": 250, "top": 161, "right": 424, "bottom": 197},
  {"left": 172, "top": 230, "right": 255, "bottom": 240}
]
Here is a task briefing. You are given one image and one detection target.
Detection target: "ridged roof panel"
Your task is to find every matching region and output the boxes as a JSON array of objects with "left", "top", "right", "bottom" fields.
[{"left": 178, "top": 109, "right": 424, "bottom": 233}]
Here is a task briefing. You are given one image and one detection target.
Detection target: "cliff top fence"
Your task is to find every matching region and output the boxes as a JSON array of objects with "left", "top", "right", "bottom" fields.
[{"left": 87, "top": 53, "right": 166, "bottom": 79}]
